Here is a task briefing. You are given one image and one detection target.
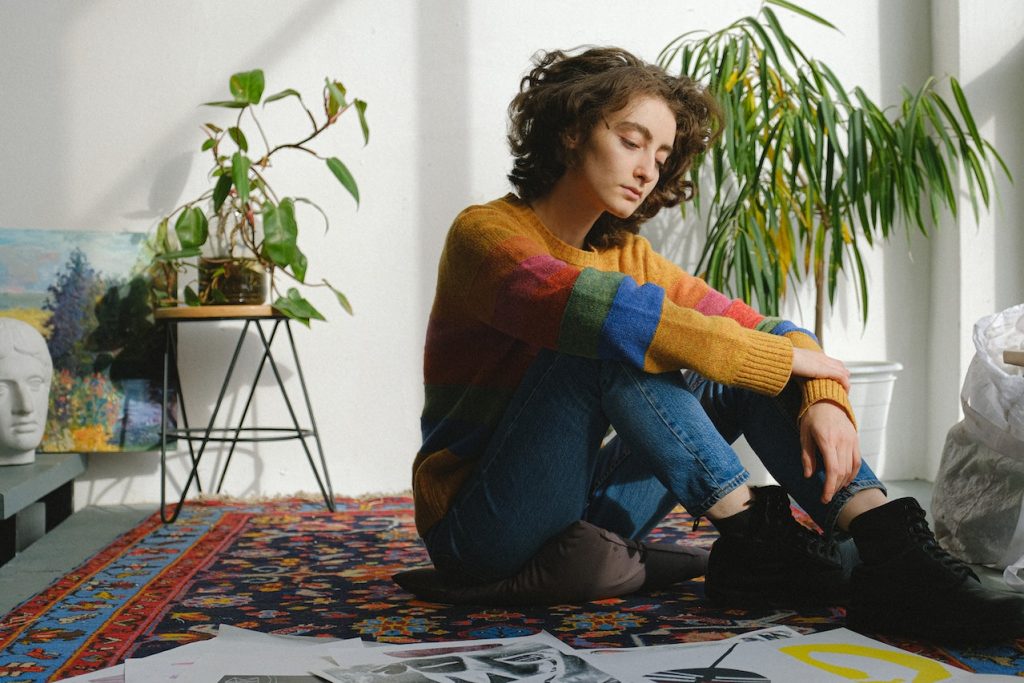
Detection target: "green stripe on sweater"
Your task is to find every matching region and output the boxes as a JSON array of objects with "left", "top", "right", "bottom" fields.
[
  {"left": 423, "top": 384, "right": 514, "bottom": 426},
  {"left": 558, "top": 268, "right": 624, "bottom": 357}
]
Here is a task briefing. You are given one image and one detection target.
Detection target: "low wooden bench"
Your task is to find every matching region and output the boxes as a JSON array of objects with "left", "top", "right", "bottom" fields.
[{"left": 0, "top": 452, "right": 86, "bottom": 565}]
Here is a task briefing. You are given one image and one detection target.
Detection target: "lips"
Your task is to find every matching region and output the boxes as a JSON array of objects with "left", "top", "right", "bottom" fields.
[{"left": 622, "top": 186, "right": 642, "bottom": 201}]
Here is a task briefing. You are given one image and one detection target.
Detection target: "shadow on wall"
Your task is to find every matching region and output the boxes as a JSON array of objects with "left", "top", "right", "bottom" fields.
[
  {"left": 99, "top": 0, "right": 344, "bottom": 227},
  {"left": 960, "top": 35, "right": 1024, "bottom": 307},
  {"left": 0, "top": 2, "right": 73, "bottom": 224}
]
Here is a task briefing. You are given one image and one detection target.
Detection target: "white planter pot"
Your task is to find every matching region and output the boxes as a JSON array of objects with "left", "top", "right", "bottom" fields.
[
  {"left": 847, "top": 360, "right": 903, "bottom": 473},
  {"left": 732, "top": 360, "right": 903, "bottom": 485}
]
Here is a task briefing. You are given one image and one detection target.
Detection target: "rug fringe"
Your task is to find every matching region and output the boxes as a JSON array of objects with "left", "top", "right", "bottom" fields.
[{"left": 190, "top": 490, "right": 412, "bottom": 503}]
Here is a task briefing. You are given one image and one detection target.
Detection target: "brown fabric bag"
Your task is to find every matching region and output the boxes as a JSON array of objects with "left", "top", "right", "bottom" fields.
[{"left": 394, "top": 520, "right": 708, "bottom": 605}]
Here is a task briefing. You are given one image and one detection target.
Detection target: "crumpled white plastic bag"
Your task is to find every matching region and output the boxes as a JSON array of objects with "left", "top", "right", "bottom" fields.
[{"left": 932, "top": 304, "right": 1024, "bottom": 585}]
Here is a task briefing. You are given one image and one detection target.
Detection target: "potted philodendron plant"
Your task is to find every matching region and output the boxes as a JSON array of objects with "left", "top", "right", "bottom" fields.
[
  {"left": 149, "top": 68, "right": 369, "bottom": 326},
  {"left": 657, "top": 0, "right": 1009, "bottom": 467}
]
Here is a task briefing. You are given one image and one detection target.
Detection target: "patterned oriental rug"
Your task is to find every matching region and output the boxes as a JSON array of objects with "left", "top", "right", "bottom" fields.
[{"left": 0, "top": 497, "right": 1021, "bottom": 681}]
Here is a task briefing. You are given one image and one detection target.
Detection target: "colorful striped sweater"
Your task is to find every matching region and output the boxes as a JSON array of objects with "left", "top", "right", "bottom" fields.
[{"left": 414, "top": 194, "right": 853, "bottom": 535}]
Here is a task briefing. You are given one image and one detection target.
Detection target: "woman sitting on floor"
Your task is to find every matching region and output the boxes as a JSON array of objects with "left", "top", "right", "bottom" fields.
[{"left": 407, "top": 45, "right": 1024, "bottom": 644}]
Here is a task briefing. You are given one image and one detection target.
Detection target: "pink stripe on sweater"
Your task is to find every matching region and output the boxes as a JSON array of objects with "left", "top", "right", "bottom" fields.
[{"left": 694, "top": 289, "right": 732, "bottom": 316}]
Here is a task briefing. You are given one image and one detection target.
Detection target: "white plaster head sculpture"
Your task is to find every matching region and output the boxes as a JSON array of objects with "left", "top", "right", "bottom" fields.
[{"left": 0, "top": 318, "right": 53, "bottom": 465}]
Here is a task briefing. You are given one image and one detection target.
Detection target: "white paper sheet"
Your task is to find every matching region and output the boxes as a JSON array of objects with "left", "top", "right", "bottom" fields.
[
  {"left": 579, "top": 627, "right": 1014, "bottom": 682},
  {"left": 317, "top": 631, "right": 611, "bottom": 683},
  {"left": 59, "top": 624, "right": 1015, "bottom": 683},
  {"left": 54, "top": 663, "right": 125, "bottom": 683},
  {"left": 122, "top": 625, "right": 359, "bottom": 683}
]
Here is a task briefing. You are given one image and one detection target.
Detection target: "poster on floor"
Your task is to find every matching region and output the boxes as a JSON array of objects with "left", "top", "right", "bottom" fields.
[
  {"left": 578, "top": 627, "right": 1003, "bottom": 682},
  {"left": 0, "top": 226, "right": 173, "bottom": 452},
  {"left": 316, "top": 632, "right": 615, "bottom": 683}
]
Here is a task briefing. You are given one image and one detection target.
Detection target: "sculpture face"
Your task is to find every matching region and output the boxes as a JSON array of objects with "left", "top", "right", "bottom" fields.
[{"left": 0, "top": 320, "right": 52, "bottom": 462}]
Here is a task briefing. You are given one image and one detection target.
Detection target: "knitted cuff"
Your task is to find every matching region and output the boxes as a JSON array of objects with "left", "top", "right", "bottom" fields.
[
  {"left": 799, "top": 379, "right": 858, "bottom": 429},
  {"left": 733, "top": 333, "right": 793, "bottom": 396}
]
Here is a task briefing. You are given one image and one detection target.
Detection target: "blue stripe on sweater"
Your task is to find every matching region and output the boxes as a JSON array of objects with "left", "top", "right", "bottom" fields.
[
  {"left": 760, "top": 317, "right": 818, "bottom": 343},
  {"left": 597, "top": 276, "right": 664, "bottom": 368}
]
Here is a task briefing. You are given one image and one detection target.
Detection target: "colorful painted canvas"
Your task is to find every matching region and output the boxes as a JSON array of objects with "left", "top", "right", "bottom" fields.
[{"left": 0, "top": 227, "right": 171, "bottom": 452}]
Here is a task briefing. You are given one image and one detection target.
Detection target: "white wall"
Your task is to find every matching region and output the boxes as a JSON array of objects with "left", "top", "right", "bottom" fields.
[
  {"left": 0, "top": 0, "right": 1017, "bottom": 507},
  {"left": 927, "top": 0, "right": 1024, "bottom": 479}
]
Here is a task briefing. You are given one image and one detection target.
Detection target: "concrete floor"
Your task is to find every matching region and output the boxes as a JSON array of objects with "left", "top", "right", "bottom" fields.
[{"left": 0, "top": 480, "right": 1008, "bottom": 619}]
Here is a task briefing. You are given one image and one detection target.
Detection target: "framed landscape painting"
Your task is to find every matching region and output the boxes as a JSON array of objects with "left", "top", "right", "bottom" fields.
[{"left": 0, "top": 227, "right": 171, "bottom": 452}]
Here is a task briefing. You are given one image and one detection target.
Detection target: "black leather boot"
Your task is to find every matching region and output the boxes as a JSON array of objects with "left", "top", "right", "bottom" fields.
[
  {"left": 848, "top": 497, "right": 1024, "bottom": 643},
  {"left": 705, "top": 486, "right": 848, "bottom": 607}
]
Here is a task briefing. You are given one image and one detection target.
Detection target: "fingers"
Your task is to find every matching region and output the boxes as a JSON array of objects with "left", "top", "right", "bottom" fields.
[
  {"left": 791, "top": 348, "right": 851, "bottom": 391},
  {"left": 801, "top": 402, "right": 860, "bottom": 504},
  {"left": 819, "top": 447, "right": 848, "bottom": 504},
  {"left": 823, "top": 355, "right": 851, "bottom": 392},
  {"left": 834, "top": 359, "right": 851, "bottom": 392},
  {"left": 800, "top": 429, "right": 816, "bottom": 479},
  {"left": 817, "top": 440, "right": 862, "bottom": 503}
]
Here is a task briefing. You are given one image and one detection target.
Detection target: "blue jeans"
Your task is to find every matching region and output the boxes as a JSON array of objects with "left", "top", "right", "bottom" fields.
[{"left": 423, "top": 350, "right": 885, "bottom": 583}]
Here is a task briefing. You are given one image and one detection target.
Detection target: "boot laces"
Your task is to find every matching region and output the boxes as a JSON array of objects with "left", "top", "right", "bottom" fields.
[
  {"left": 904, "top": 504, "right": 974, "bottom": 581},
  {"left": 781, "top": 513, "right": 838, "bottom": 562},
  {"left": 760, "top": 490, "right": 838, "bottom": 563}
]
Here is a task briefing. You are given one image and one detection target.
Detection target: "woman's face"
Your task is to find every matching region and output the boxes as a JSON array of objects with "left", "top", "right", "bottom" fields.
[{"left": 568, "top": 95, "right": 676, "bottom": 219}]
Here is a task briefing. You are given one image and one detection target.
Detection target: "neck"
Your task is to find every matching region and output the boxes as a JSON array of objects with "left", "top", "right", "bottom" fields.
[{"left": 529, "top": 177, "right": 602, "bottom": 249}]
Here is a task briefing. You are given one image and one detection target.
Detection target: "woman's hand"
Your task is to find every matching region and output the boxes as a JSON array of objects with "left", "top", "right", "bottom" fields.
[
  {"left": 791, "top": 347, "right": 851, "bottom": 392},
  {"left": 800, "top": 401, "right": 861, "bottom": 504}
]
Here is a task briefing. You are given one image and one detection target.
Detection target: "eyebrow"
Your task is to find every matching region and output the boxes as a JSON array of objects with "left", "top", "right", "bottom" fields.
[{"left": 616, "top": 120, "right": 673, "bottom": 153}]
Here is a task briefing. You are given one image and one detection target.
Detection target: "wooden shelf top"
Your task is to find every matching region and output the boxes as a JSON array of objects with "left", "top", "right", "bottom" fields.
[
  {"left": 154, "top": 305, "right": 282, "bottom": 321},
  {"left": 1005, "top": 349, "right": 1024, "bottom": 368}
]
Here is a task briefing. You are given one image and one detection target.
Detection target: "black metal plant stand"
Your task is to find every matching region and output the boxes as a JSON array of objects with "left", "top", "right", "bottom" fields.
[{"left": 156, "top": 305, "right": 335, "bottom": 523}]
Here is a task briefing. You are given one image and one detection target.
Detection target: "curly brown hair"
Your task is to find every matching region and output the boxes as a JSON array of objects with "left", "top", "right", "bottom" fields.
[{"left": 507, "top": 46, "right": 722, "bottom": 249}]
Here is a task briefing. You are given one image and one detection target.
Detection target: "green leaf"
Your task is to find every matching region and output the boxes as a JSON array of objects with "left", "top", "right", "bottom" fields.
[
  {"left": 155, "top": 217, "right": 171, "bottom": 252},
  {"left": 261, "top": 198, "right": 302, "bottom": 277},
  {"left": 815, "top": 61, "right": 852, "bottom": 108},
  {"left": 231, "top": 152, "right": 251, "bottom": 206},
  {"left": 212, "top": 174, "right": 233, "bottom": 212},
  {"left": 155, "top": 247, "right": 202, "bottom": 260},
  {"left": 742, "top": 18, "right": 782, "bottom": 72},
  {"left": 229, "top": 69, "right": 265, "bottom": 104},
  {"left": 323, "top": 280, "right": 354, "bottom": 315},
  {"left": 291, "top": 246, "right": 308, "bottom": 283},
  {"left": 355, "top": 99, "right": 370, "bottom": 144},
  {"left": 950, "top": 77, "right": 985, "bottom": 155},
  {"left": 326, "top": 79, "right": 347, "bottom": 117},
  {"left": 227, "top": 126, "right": 248, "bottom": 152},
  {"left": 201, "top": 138, "right": 216, "bottom": 152},
  {"left": 765, "top": 0, "right": 839, "bottom": 30},
  {"left": 174, "top": 206, "right": 208, "bottom": 249},
  {"left": 184, "top": 286, "right": 200, "bottom": 306},
  {"left": 326, "top": 157, "right": 360, "bottom": 206},
  {"left": 761, "top": 7, "right": 797, "bottom": 66},
  {"left": 294, "top": 197, "right": 331, "bottom": 234},
  {"left": 273, "top": 288, "right": 325, "bottom": 326},
  {"left": 984, "top": 140, "right": 1013, "bottom": 182},
  {"left": 203, "top": 100, "right": 249, "bottom": 109},
  {"left": 264, "top": 88, "right": 302, "bottom": 104}
]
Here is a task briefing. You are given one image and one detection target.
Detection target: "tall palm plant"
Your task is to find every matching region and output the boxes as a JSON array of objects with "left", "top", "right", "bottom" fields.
[{"left": 658, "top": 0, "right": 1009, "bottom": 345}]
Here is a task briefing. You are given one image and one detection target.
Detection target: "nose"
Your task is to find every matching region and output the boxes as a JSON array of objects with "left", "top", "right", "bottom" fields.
[
  {"left": 12, "top": 382, "right": 34, "bottom": 415},
  {"left": 635, "top": 154, "right": 658, "bottom": 185}
]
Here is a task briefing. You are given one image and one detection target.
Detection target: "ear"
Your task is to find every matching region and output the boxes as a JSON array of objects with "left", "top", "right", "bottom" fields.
[{"left": 561, "top": 127, "right": 581, "bottom": 150}]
